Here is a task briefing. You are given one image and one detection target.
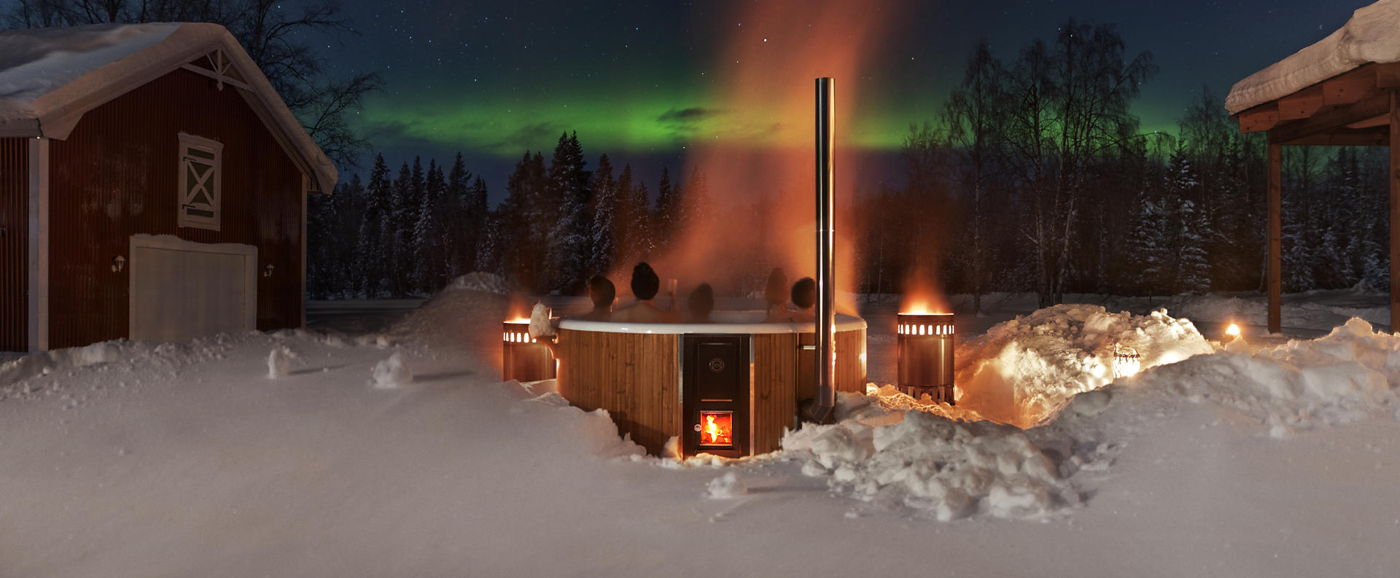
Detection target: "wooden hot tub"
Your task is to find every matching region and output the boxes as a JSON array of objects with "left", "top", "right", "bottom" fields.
[{"left": 554, "top": 312, "right": 867, "bottom": 457}]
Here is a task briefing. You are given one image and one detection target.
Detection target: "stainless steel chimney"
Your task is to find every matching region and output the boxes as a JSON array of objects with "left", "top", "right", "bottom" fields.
[{"left": 809, "top": 76, "right": 836, "bottom": 424}]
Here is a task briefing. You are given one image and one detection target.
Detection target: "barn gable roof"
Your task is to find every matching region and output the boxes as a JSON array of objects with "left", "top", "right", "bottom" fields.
[{"left": 0, "top": 22, "right": 336, "bottom": 192}]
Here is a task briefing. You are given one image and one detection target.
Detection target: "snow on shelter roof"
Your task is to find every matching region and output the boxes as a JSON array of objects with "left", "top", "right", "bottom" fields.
[
  {"left": 1227, "top": 0, "right": 1400, "bottom": 115},
  {"left": 0, "top": 22, "right": 336, "bottom": 192}
]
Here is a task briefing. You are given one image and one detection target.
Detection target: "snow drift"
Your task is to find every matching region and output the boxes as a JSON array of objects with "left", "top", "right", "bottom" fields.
[{"left": 956, "top": 305, "right": 1214, "bottom": 427}]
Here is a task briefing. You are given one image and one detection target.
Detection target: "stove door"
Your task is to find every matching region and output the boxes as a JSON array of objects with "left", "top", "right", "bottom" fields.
[{"left": 683, "top": 334, "right": 749, "bottom": 458}]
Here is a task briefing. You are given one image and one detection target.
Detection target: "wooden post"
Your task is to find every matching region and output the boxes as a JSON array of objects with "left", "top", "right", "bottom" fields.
[
  {"left": 1390, "top": 91, "right": 1400, "bottom": 333},
  {"left": 1268, "top": 143, "right": 1282, "bottom": 334}
]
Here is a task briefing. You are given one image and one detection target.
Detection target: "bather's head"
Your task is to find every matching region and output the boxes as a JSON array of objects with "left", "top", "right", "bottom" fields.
[
  {"left": 791, "top": 277, "right": 816, "bottom": 310},
  {"left": 588, "top": 275, "right": 616, "bottom": 311},
  {"left": 687, "top": 283, "right": 715, "bottom": 322},
  {"left": 631, "top": 262, "right": 660, "bottom": 301}
]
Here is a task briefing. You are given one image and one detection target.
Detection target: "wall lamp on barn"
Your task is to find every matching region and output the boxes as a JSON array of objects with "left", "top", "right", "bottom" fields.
[
  {"left": 111, "top": 255, "right": 125, "bottom": 273},
  {"left": 263, "top": 264, "right": 276, "bottom": 278}
]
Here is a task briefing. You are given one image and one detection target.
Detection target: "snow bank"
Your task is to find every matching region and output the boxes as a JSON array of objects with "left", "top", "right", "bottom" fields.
[
  {"left": 1085, "top": 318, "right": 1400, "bottom": 432},
  {"left": 267, "top": 346, "right": 295, "bottom": 379},
  {"left": 784, "top": 403, "right": 1076, "bottom": 521},
  {"left": 448, "top": 272, "right": 513, "bottom": 295},
  {"left": 957, "top": 305, "right": 1213, "bottom": 427},
  {"left": 704, "top": 471, "right": 747, "bottom": 499},
  {"left": 371, "top": 352, "right": 413, "bottom": 388},
  {"left": 1227, "top": 0, "right": 1400, "bottom": 113}
]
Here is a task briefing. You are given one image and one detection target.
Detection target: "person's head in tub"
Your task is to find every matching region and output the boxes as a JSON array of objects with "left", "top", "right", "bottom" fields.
[
  {"left": 687, "top": 283, "right": 715, "bottom": 322},
  {"left": 631, "top": 262, "right": 660, "bottom": 301},
  {"left": 790, "top": 277, "right": 817, "bottom": 322},
  {"left": 612, "top": 262, "right": 676, "bottom": 323},
  {"left": 582, "top": 275, "right": 616, "bottom": 321}
]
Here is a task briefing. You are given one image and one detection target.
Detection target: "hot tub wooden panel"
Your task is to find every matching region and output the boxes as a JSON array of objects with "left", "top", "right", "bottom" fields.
[
  {"left": 555, "top": 320, "right": 866, "bottom": 457},
  {"left": 752, "top": 333, "right": 799, "bottom": 454},
  {"left": 555, "top": 329, "right": 680, "bottom": 454}
]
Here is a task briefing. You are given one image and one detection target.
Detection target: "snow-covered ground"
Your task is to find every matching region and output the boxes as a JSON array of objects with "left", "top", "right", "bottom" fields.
[{"left": 2, "top": 283, "right": 1399, "bottom": 577}]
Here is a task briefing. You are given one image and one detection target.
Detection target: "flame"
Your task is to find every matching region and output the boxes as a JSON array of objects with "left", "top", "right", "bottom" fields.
[
  {"left": 900, "top": 263, "right": 951, "bottom": 315},
  {"left": 627, "top": 1, "right": 891, "bottom": 311},
  {"left": 1225, "top": 323, "right": 1242, "bottom": 338},
  {"left": 700, "top": 412, "right": 733, "bottom": 446}
]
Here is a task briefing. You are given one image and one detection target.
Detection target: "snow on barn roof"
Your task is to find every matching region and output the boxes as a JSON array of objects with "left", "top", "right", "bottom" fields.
[
  {"left": 1226, "top": 0, "right": 1400, "bottom": 115},
  {"left": 0, "top": 22, "right": 336, "bottom": 192}
]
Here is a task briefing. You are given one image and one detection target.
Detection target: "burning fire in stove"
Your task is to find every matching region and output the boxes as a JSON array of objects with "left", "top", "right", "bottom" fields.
[
  {"left": 502, "top": 319, "right": 556, "bottom": 382},
  {"left": 699, "top": 411, "right": 734, "bottom": 447}
]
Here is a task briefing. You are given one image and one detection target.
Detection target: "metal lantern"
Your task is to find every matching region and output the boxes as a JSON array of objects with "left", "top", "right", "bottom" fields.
[
  {"left": 896, "top": 312, "right": 956, "bottom": 404},
  {"left": 502, "top": 320, "right": 556, "bottom": 382}
]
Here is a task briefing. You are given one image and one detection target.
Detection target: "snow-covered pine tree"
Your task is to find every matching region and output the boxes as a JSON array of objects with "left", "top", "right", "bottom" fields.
[
  {"left": 588, "top": 154, "right": 618, "bottom": 277},
  {"left": 1164, "top": 149, "right": 1210, "bottom": 293},
  {"left": 413, "top": 160, "right": 446, "bottom": 294},
  {"left": 441, "top": 153, "right": 469, "bottom": 279},
  {"left": 386, "top": 162, "right": 414, "bottom": 296},
  {"left": 613, "top": 163, "right": 641, "bottom": 267},
  {"left": 545, "top": 132, "right": 591, "bottom": 293},
  {"left": 357, "top": 154, "right": 391, "bottom": 297},
  {"left": 1176, "top": 198, "right": 1210, "bottom": 294},
  {"left": 1282, "top": 147, "right": 1317, "bottom": 292},
  {"left": 466, "top": 176, "right": 489, "bottom": 272},
  {"left": 1126, "top": 196, "right": 1168, "bottom": 295},
  {"left": 652, "top": 167, "right": 677, "bottom": 253}
]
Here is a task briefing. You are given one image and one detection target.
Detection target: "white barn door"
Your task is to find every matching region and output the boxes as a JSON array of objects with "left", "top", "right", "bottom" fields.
[{"left": 128, "top": 235, "right": 257, "bottom": 342}]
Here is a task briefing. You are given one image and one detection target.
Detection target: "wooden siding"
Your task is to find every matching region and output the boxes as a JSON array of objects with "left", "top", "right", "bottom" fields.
[
  {"left": 836, "top": 328, "right": 867, "bottom": 393},
  {"left": 47, "top": 68, "right": 305, "bottom": 348},
  {"left": 556, "top": 326, "right": 867, "bottom": 456},
  {"left": 0, "top": 139, "right": 26, "bottom": 351},
  {"left": 555, "top": 329, "right": 681, "bottom": 455},
  {"left": 752, "top": 333, "right": 798, "bottom": 454}
]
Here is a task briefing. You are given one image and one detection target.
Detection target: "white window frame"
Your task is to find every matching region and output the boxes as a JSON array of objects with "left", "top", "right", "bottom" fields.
[{"left": 178, "top": 132, "right": 223, "bottom": 231}]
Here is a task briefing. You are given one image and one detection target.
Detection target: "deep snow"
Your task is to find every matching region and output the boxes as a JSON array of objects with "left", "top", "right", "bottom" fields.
[{"left": 2, "top": 281, "right": 1399, "bottom": 577}]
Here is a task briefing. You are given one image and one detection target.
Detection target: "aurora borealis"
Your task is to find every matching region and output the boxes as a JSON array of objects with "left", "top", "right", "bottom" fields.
[{"left": 308, "top": 0, "right": 1371, "bottom": 192}]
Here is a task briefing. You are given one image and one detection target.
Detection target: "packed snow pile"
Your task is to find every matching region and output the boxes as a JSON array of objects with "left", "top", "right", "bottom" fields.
[
  {"left": 1227, "top": 0, "right": 1400, "bottom": 113},
  {"left": 371, "top": 352, "right": 413, "bottom": 388},
  {"left": 448, "top": 272, "right": 513, "bottom": 295},
  {"left": 267, "top": 346, "right": 295, "bottom": 379},
  {"left": 784, "top": 399, "right": 1076, "bottom": 521},
  {"left": 391, "top": 277, "right": 510, "bottom": 351},
  {"left": 704, "top": 471, "right": 748, "bottom": 499},
  {"left": 956, "top": 305, "right": 1214, "bottom": 427},
  {"left": 1085, "top": 317, "right": 1400, "bottom": 433}
]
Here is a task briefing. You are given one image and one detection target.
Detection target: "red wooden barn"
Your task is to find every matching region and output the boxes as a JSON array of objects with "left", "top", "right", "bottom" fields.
[{"left": 0, "top": 23, "right": 337, "bottom": 352}]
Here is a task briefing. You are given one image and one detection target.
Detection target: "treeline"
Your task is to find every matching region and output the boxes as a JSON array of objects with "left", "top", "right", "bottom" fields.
[
  {"left": 857, "top": 21, "right": 1391, "bottom": 310},
  {"left": 307, "top": 132, "right": 704, "bottom": 298}
]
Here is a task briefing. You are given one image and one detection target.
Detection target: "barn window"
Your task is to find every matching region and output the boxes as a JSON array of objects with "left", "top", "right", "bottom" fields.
[{"left": 178, "top": 133, "right": 222, "bottom": 231}]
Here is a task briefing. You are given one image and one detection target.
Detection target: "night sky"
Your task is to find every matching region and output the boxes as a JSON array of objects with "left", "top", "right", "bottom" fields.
[{"left": 303, "top": 0, "right": 1372, "bottom": 196}]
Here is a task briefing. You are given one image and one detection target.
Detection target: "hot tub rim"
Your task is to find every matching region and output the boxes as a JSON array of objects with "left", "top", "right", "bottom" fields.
[{"left": 557, "top": 312, "right": 867, "bottom": 335}]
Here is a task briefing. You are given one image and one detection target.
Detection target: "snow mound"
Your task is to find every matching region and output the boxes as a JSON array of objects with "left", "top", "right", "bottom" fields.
[
  {"left": 371, "top": 352, "right": 413, "bottom": 389},
  {"left": 448, "top": 272, "right": 513, "bottom": 295},
  {"left": 957, "top": 305, "right": 1213, "bottom": 427},
  {"left": 705, "top": 472, "right": 747, "bottom": 499},
  {"left": 784, "top": 410, "right": 1074, "bottom": 521},
  {"left": 267, "top": 346, "right": 294, "bottom": 379},
  {"left": 392, "top": 279, "right": 510, "bottom": 351},
  {"left": 1092, "top": 317, "right": 1400, "bottom": 430}
]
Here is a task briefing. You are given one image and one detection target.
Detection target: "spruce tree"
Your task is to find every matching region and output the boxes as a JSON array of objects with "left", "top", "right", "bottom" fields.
[
  {"left": 545, "top": 132, "right": 591, "bottom": 292},
  {"left": 1127, "top": 196, "right": 1168, "bottom": 295},
  {"left": 414, "top": 160, "right": 446, "bottom": 293},
  {"left": 388, "top": 162, "right": 414, "bottom": 296},
  {"left": 358, "top": 154, "right": 391, "bottom": 297},
  {"left": 589, "top": 155, "right": 618, "bottom": 276},
  {"left": 653, "top": 167, "right": 676, "bottom": 253}
]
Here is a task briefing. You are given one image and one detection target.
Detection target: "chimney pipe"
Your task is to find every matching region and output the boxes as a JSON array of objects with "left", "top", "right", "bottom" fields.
[{"left": 809, "top": 76, "right": 837, "bottom": 424}]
